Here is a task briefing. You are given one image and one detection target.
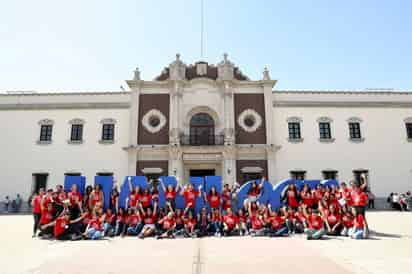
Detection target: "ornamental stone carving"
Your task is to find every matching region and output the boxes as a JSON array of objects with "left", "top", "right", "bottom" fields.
[
  {"left": 38, "top": 119, "right": 54, "bottom": 125},
  {"left": 68, "top": 118, "right": 85, "bottom": 125},
  {"left": 237, "top": 109, "right": 262, "bottom": 133},
  {"left": 141, "top": 109, "right": 167, "bottom": 134},
  {"left": 169, "top": 54, "right": 186, "bottom": 81},
  {"left": 217, "top": 53, "right": 234, "bottom": 81}
]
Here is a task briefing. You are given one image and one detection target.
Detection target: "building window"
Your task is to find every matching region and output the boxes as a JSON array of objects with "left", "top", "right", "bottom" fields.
[
  {"left": 40, "top": 125, "right": 53, "bottom": 142},
  {"left": 70, "top": 124, "right": 83, "bottom": 141},
  {"left": 288, "top": 122, "right": 301, "bottom": 140},
  {"left": 322, "top": 170, "right": 338, "bottom": 180},
  {"left": 406, "top": 123, "right": 412, "bottom": 139},
  {"left": 102, "top": 124, "right": 115, "bottom": 141},
  {"left": 353, "top": 170, "right": 368, "bottom": 186},
  {"left": 349, "top": 122, "right": 361, "bottom": 139},
  {"left": 290, "top": 171, "right": 306, "bottom": 180},
  {"left": 319, "top": 122, "right": 331, "bottom": 139}
]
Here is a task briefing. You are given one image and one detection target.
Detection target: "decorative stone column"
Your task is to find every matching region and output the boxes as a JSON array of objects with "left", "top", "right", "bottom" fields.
[
  {"left": 261, "top": 67, "right": 278, "bottom": 184},
  {"left": 223, "top": 146, "right": 236, "bottom": 185},
  {"left": 125, "top": 67, "right": 142, "bottom": 175}
]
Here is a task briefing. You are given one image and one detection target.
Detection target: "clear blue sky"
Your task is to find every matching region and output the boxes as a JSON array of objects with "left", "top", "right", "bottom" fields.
[{"left": 1, "top": 0, "right": 411, "bottom": 91}]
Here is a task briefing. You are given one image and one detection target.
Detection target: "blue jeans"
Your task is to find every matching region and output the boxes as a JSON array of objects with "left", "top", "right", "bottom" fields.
[
  {"left": 348, "top": 228, "right": 365, "bottom": 239},
  {"left": 304, "top": 228, "right": 326, "bottom": 239},
  {"left": 127, "top": 223, "right": 143, "bottom": 235},
  {"left": 270, "top": 226, "right": 288, "bottom": 237},
  {"left": 86, "top": 228, "right": 103, "bottom": 240},
  {"left": 103, "top": 223, "right": 114, "bottom": 236}
]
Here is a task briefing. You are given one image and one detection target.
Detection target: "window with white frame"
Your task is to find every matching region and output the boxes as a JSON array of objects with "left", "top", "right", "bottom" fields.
[
  {"left": 404, "top": 118, "right": 412, "bottom": 140},
  {"left": 68, "top": 118, "right": 85, "bottom": 143},
  {"left": 37, "top": 119, "right": 54, "bottom": 144},
  {"left": 347, "top": 117, "right": 363, "bottom": 141},
  {"left": 286, "top": 117, "right": 302, "bottom": 141},
  {"left": 317, "top": 117, "right": 333, "bottom": 141},
  {"left": 100, "top": 118, "right": 116, "bottom": 143}
]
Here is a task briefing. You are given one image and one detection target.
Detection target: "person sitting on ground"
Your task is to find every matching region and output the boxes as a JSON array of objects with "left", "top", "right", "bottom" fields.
[
  {"left": 321, "top": 204, "right": 342, "bottom": 236},
  {"left": 157, "top": 211, "right": 176, "bottom": 239},
  {"left": 302, "top": 204, "right": 326, "bottom": 240},
  {"left": 173, "top": 208, "right": 185, "bottom": 237},
  {"left": 138, "top": 202, "right": 158, "bottom": 239},
  {"left": 184, "top": 210, "right": 198, "bottom": 238},
  {"left": 222, "top": 208, "right": 239, "bottom": 236},
  {"left": 348, "top": 207, "right": 368, "bottom": 239},
  {"left": 103, "top": 208, "right": 116, "bottom": 237},
  {"left": 126, "top": 208, "right": 142, "bottom": 236},
  {"left": 293, "top": 206, "right": 307, "bottom": 233},
  {"left": 210, "top": 208, "right": 222, "bottom": 237},
  {"left": 84, "top": 209, "right": 104, "bottom": 240},
  {"left": 283, "top": 206, "right": 297, "bottom": 234},
  {"left": 197, "top": 207, "right": 212, "bottom": 237},
  {"left": 54, "top": 211, "right": 84, "bottom": 241},
  {"left": 340, "top": 209, "right": 354, "bottom": 236},
  {"left": 237, "top": 208, "right": 248, "bottom": 236},
  {"left": 114, "top": 208, "right": 126, "bottom": 236},
  {"left": 38, "top": 203, "right": 56, "bottom": 238},
  {"left": 248, "top": 201, "right": 265, "bottom": 237},
  {"left": 266, "top": 205, "right": 288, "bottom": 237}
]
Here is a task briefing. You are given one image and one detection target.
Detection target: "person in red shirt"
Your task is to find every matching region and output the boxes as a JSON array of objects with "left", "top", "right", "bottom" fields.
[
  {"left": 41, "top": 189, "right": 54, "bottom": 212},
  {"left": 248, "top": 201, "right": 265, "bottom": 236},
  {"left": 210, "top": 208, "right": 222, "bottom": 236},
  {"left": 31, "top": 188, "right": 45, "bottom": 237},
  {"left": 126, "top": 177, "right": 141, "bottom": 209},
  {"left": 103, "top": 208, "right": 116, "bottom": 237},
  {"left": 159, "top": 178, "right": 177, "bottom": 211},
  {"left": 138, "top": 202, "right": 158, "bottom": 239},
  {"left": 180, "top": 183, "right": 202, "bottom": 213},
  {"left": 67, "top": 184, "right": 82, "bottom": 219},
  {"left": 54, "top": 211, "right": 84, "bottom": 240},
  {"left": 340, "top": 210, "right": 354, "bottom": 236},
  {"left": 173, "top": 208, "right": 185, "bottom": 237},
  {"left": 222, "top": 208, "right": 239, "bottom": 236},
  {"left": 294, "top": 206, "right": 307, "bottom": 233},
  {"left": 126, "top": 208, "right": 143, "bottom": 236},
  {"left": 222, "top": 183, "right": 233, "bottom": 212},
  {"left": 84, "top": 211, "right": 104, "bottom": 240},
  {"left": 140, "top": 188, "right": 152, "bottom": 209},
  {"left": 312, "top": 184, "right": 324, "bottom": 209},
  {"left": 300, "top": 184, "right": 313, "bottom": 208},
  {"left": 183, "top": 210, "right": 197, "bottom": 238},
  {"left": 38, "top": 203, "right": 56, "bottom": 238},
  {"left": 237, "top": 208, "right": 248, "bottom": 236},
  {"left": 196, "top": 207, "right": 211, "bottom": 237},
  {"left": 114, "top": 208, "right": 126, "bottom": 236},
  {"left": 282, "top": 206, "right": 297, "bottom": 234},
  {"left": 89, "top": 184, "right": 104, "bottom": 210},
  {"left": 157, "top": 212, "right": 176, "bottom": 239},
  {"left": 110, "top": 188, "right": 119, "bottom": 214},
  {"left": 243, "top": 178, "right": 264, "bottom": 209},
  {"left": 302, "top": 205, "right": 326, "bottom": 240},
  {"left": 321, "top": 204, "right": 342, "bottom": 235},
  {"left": 204, "top": 186, "right": 221, "bottom": 210},
  {"left": 266, "top": 207, "right": 288, "bottom": 237},
  {"left": 349, "top": 207, "right": 368, "bottom": 239},
  {"left": 282, "top": 184, "right": 299, "bottom": 209}
]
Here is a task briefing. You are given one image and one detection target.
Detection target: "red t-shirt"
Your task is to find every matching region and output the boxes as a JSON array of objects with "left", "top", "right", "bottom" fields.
[
  {"left": 250, "top": 214, "right": 264, "bottom": 230},
  {"left": 91, "top": 191, "right": 102, "bottom": 206},
  {"left": 294, "top": 212, "right": 306, "bottom": 223},
  {"left": 140, "top": 193, "right": 152, "bottom": 208},
  {"left": 341, "top": 188, "right": 353, "bottom": 206},
  {"left": 268, "top": 215, "right": 284, "bottom": 230},
  {"left": 68, "top": 191, "right": 82, "bottom": 207},
  {"left": 184, "top": 218, "right": 197, "bottom": 229},
  {"left": 308, "top": 215, "right": 323, "bottom": 230},
  {"left": 89, "top": 218, "right": 102, "bottom": 231},
  {"left": 143, "top": 214, "right": 157, "bottom": 225},
  {"left": 325, "top": 212, "right": 341, "bottom": 226},
  {"left": 352, "top": 191, "right": 368, "bottom": 207},
  {"left": 105, "top": 213, "right": 115, "bottom": 224},
  {"left": 183, "top": 189, "right": 198, "bottom": 208},
  {"left": 300, "top": 191, "right": 313, "bottom": 207},
  {"left": 129, "top": 213, "right": 141, "bottom": 225},
  {"left": 161, "top": 217, "right": 175, "bottom": 230},
  {"left": 42, "top": 195, "right": 53, "bottom": 209},
  {"left": 354, "top": 214, "right": 365, "bottom": 229},
  {"left": 248, "top": 188, "right": 260, "bottom": 198},
  {"left": 313, "top": 189, "right": 324, "bottom": 205},
  {"left": 287, "top": 190, "right": 299, "bottom": 208},
  {"left": 165, "top": 190, "right": 176, "bottom": 200},
  {"left": 32, "top": 195, "right": 42, "bottom": 213},
  {"left": 223, "top": 214, "right": 238, "bottom": 228},
  {"left": 129, "top": 193, "right": 140, "bottom": 207},
  {"left": 57, "top": 192, "right": 67, "bottom": 203},
  {"left": 175, "top": 212, "right": 184, "bottom": 225},
  {"left": 39, "top": 209, "right": 54, "bottom": 225},
  {"left": 222, "top": 189, "right": 232, "bottom": 210},
  {"left": 54, "top": 216, "right": 68, "bottom": 237},
  {"left": 342, "top": 215, "right": 354, "bottom": 228},
  {"left": 238, "top": 214, "right": 247, "bottom": 223},
  {"left": 116, "top": 214, "right": 125, "bottom": 223},
  {"left": 208, "top": 194, "right": 220, "bottom": 209},
  {"left": 211, "top": 212, "right": 221, "bottom": 222}
]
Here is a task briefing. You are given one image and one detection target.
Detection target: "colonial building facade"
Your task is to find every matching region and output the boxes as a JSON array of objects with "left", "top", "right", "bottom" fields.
[{"left": 1, "top": 54, "right": 412, "bottom": 199}]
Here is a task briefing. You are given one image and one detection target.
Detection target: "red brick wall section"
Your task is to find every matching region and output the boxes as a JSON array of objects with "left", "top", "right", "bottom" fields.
[
  {"left": 138, "top": 94, "right": 170, "bottom": 144},
  {"left": 236, "top": 160, "right": 268, "bottom": 185},
  {"left": 136, "top": 161, "right": 169, "bottom": 177},
  {"left": 234, "top": 94, "right": 267, "bottom": 144}
]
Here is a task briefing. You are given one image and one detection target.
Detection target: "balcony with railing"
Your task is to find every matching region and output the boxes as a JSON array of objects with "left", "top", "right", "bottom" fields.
[{"left": 180, "top": 134, "right": 225, "bottom": 146}]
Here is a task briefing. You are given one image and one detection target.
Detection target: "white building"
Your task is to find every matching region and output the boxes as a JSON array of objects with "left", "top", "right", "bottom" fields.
[{"left": 1, "top": 54, "right": 411, "bottom": 200}]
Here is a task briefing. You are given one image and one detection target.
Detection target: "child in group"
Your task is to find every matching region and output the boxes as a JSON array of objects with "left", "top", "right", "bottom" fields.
[
  {"left": 348, "top": 207, "right": 368, "bottom": 239},
  {"left": 157, "top": 212, "right": 176, "bottom": 239},
  {"left": 222, "top": 208, "right": 239, "bottom": 236},
  {"left": 237, "top": 208, "right": 248, "bottom": 236},
  {"left": 303, "top": 205, "right": 326, "bottom": 240},
  {"left": 267, "top": 206, "right": 288, "bottom": 237},
  {"left": 126, "top": 208, "right": 143, "bottom": 236},
  {"left": 138, "top": 203, "right": 158, "bottom": 239},
  {"left": 84, "top": 210, "right": 104, "bottom": 240},
  {"left": 184, "top": 210, "right": 197, "bottom": 238}
]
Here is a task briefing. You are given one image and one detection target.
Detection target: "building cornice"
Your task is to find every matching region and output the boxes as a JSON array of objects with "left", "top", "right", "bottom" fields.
[
  {"left": 274, "top": 89, "right": 412, "bottom": 95},
  {"left": 0, "top": 91, "right": 129, "bottom": 97},
  {"left": 273, "top": 100, "right": 412, "bottom": 108},
  {"left": 0, "top": 102, "right": 130, "bottom": 110}
]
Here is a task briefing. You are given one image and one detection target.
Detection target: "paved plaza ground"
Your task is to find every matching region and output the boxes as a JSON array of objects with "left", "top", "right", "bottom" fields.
[{"left": 0, "top": 211, "right": 411, "bottom": 274}]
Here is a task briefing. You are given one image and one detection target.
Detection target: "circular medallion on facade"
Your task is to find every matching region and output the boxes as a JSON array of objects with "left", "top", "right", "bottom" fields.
[
  {"left": 142, "top": 109, "right": 167, "bottom": 133},
  {"left": 237, "top": 109, "right": 262, "bottom": 133}
]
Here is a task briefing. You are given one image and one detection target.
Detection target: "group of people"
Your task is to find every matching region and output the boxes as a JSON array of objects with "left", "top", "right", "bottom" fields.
[
  {"left": 31, "top": 175, "right": 370, "bottom": 241},
  {"left": 387, "top": 191, "right": 411, "bottom": 211}
]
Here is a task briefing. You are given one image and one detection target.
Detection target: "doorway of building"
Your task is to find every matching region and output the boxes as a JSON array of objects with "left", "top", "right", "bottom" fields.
[
  {"left": 190, "top": 169, "right": 215, "bottom": 177},
  {"left": 32, "top": 173, "right": 48, "bottom": 194}
]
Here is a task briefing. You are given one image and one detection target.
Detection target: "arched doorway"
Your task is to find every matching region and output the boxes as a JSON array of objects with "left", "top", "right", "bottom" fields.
[{"left": 190, "top": 113, "right": 215, "bottom": 145}]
